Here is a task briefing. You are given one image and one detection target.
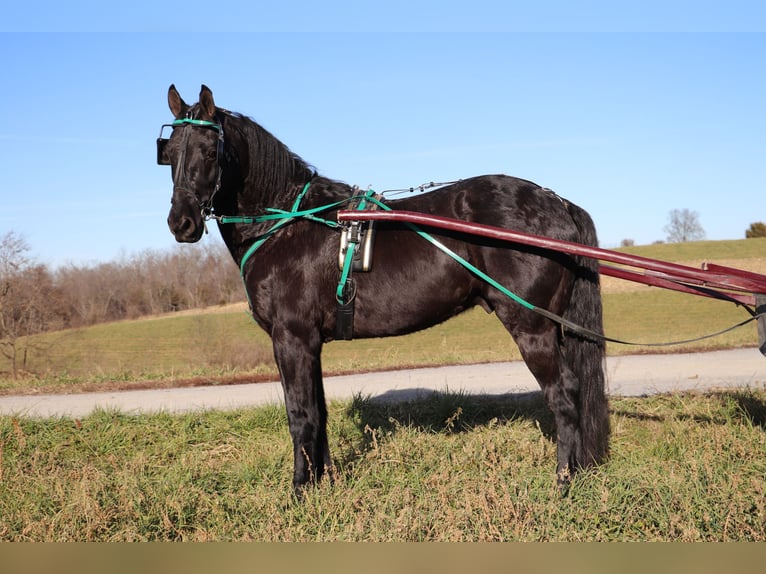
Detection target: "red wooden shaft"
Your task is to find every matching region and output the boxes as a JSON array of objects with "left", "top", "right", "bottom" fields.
[{"left": 338, "top": 209, "right": 766, "bottom": 297}]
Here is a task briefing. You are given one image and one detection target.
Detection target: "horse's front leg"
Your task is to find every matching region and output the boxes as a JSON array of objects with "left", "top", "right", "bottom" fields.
[{"left": 271, "top": 324, "right": 332, "bottom": 496}]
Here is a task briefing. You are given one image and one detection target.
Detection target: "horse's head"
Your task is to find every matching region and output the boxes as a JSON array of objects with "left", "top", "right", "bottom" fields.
[{"left": 158, "top": 84, "right": 225, "bottom": 243}]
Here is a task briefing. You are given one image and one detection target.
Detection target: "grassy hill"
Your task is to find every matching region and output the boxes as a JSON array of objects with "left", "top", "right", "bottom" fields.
[
  {"left": 617, "top": 237, "right": 766, "bottom": 262},
  {"left": 2, "top": 238, "right": 765, "bottom": 393}
]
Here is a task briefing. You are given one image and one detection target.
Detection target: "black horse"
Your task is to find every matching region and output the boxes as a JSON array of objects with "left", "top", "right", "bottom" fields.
[{"left": 159, "top": 84, "right": 609, "bottom": 494}]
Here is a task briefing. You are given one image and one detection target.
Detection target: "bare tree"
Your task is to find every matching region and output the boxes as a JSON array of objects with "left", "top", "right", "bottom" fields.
[
  {"left": 664, "top": 208, "right": 706, "bottom": 243},
  {"left": 0, "top": 232, "right": 62, "bottom": 377},
  {"left": 0, "top": 232, "right": 30, "bottom": 376},
  {"left": 0, "top": 231, "right": 29, "bottom": 276}
]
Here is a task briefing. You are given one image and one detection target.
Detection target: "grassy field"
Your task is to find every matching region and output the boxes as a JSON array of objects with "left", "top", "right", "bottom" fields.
[
  {"left": 0, "top": 239, "right": 764, "bottom": 541},
  {"left": 0, "top": 389, "right": 763, "bottom": 541}
]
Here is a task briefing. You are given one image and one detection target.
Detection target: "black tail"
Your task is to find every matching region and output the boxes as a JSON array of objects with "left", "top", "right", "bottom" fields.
[{"left": 562, "top": 202, "right": 610, "bottom": 467}]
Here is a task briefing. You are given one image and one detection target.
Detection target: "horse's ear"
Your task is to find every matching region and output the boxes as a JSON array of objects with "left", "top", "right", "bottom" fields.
[
  {"left": 168, "top": 84, "right": 188, "bottom": 118},
  {"left": 199, "top": 85, "right": 216, "bottom": 120}
]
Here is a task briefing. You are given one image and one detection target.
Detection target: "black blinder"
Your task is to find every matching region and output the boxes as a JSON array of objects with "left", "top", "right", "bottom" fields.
[
  {"left": 156, "top": 122, "right": 175, "bottom": 166},
  {"left": 157, "top": 137, "right": 170, "bottom": 165}
]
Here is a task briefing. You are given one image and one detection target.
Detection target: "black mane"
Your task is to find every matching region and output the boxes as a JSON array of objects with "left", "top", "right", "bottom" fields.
[{"left": 219, "top": 109, "right": 317, "bottom": 208}]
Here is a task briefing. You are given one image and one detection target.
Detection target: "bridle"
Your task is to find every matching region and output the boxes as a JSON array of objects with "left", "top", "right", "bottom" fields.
[{"left": 157, "top": 114, "right": 228, "bottom": 218}]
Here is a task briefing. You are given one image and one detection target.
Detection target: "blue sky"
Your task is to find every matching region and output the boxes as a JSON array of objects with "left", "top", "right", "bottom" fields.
[{"left": 2, "top": 10, "right": 765, "bottom": 267}]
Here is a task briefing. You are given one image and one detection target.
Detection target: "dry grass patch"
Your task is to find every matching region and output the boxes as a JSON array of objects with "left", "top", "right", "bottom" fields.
[{"left": 1, "top": 389, "right": 763, "bottom": 541}]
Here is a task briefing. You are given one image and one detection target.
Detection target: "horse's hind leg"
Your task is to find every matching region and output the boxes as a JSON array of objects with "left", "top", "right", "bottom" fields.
[
  {"left": 271, "top": 325, "right": 333, "bottom": 496},
  {"left": 508, "top": 324, "right": 584, "bottom": 485}
]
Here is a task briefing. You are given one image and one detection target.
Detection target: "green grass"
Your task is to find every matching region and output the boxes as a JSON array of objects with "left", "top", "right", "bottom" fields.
[
  {"left": 0, "top": 389, "right": 763, "bottom": 541},
  {"left": 603, "top": 289, "right": 758, "bottom": 354}
]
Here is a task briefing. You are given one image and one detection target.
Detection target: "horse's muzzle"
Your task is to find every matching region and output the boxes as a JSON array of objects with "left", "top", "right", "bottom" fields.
[
  {"left": 167, "top": 190, "right": 205, "bottom": 243},
  {"left": 168, "top": 213, "right": 204, "bottom": 243}
]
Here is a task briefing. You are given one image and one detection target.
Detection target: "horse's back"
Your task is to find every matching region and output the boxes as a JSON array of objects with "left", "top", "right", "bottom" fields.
[{"left": 391, "top": 174, "right": 586, "bottom": 243}]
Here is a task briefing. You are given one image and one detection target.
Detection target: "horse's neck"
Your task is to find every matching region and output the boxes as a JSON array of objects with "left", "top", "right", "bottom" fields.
[{"left": 239, "top": 178, "right": 305, "bottom": 214}]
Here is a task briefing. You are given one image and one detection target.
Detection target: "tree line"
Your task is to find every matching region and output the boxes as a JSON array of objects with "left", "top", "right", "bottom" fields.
[{"left": 1, "top": 231, "right": 245, "bottom": 375}]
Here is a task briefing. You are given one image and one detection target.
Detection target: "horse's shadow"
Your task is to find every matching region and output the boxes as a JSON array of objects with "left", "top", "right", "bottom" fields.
[
  {"left": 338, "top": 389, "right": 556, "bottom": 469},
  {"left": 338, "top": 387, "right": 766, "bottom": 470},
  {"left": 731, "top": 390, "right": 766, "bottom": 429},
  {"left": 611, "top": 388, "right": 766, "bottom": 430}
]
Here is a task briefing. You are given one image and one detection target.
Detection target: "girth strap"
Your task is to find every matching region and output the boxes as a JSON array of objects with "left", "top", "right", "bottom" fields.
[{"left": 334, "top": 189, "right": 378, "bottom": 340}]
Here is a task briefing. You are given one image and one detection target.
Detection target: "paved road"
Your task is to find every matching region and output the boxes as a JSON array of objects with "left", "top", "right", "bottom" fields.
[{"left": 0, "top": 348, "right": 764, "bottom": 419}]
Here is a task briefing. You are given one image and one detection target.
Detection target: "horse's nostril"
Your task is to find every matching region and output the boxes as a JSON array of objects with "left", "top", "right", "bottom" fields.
[{"left": 179, "top": 216, "right": 194, "bottom": 232}]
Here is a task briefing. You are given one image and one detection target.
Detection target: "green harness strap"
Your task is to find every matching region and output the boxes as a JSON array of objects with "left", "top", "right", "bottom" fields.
[
  {"left": 235, "top": 181, "right": 312, "bottom": 276},
  {"left": 230, "top": 183, "right": 374, "bottom": 279},
  {"left": 234, "top": 182, "right": 350, "bottom": 276}
]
